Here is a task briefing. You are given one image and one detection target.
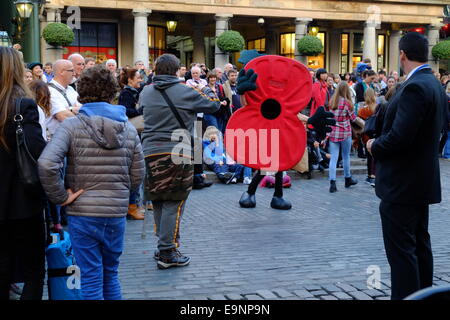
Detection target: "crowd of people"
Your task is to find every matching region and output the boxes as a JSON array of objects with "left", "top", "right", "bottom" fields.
[{"left": 1, "top": 30, "right": 449, "bottom": 300}]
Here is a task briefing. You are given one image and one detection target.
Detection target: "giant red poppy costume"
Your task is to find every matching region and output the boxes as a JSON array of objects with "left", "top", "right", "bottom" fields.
[{"left": 224, "top": 55, "right": 335, "bottom": 210}]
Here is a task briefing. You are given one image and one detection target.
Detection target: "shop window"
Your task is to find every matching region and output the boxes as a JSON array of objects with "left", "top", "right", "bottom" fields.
[
  {"left": 341, "top": 33, "right": 349, "bottom": 74},
  {"left": 352, "top": 55, "right": 362, "bottom": 70},
  {"left": 377, "top": 34, "right": 386, "bottom": 71},
  {"left": 353, "top": 33, "right": 363, "bottom": 54},
  {"left": 247, "top": 38, "right": 266, "bottom": 53},
  {"left": 280, "top": 33, "right": 295, "bottom": 58},
  {"left": 64, "top": 22, "right": 118, "bottom": 64},
  {"left": 352, "top": 33, "right": 364, "bottom": 70},
  {"left": 307, "top": 32, "right": 326, "bottom": 69},
  {"left": 148, "top": 26, "right": 167, "bottom": 65}
]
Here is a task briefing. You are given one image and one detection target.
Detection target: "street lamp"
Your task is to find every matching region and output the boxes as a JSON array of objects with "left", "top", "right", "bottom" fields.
[
  {"left": 14, "top": 0, "right": 34, "bottom": 19},
  {"left": 166, "top": 20, "right": 177, "bottom": 32},
  {"left": 309, "top": 26, "right": 319, "bottom": 37}
]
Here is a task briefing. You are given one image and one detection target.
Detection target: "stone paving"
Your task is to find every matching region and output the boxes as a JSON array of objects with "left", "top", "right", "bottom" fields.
[{"left": 117, "top": 159, "right": 450, "bottom": 300}]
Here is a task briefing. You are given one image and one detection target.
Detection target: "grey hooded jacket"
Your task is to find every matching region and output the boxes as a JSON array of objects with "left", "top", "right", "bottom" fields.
[
  {"left": 38, "top": 113, "right": 144, "bottom": 218},
  {"left": 140, "top": 75, "right": 221, "bottom": 157}
]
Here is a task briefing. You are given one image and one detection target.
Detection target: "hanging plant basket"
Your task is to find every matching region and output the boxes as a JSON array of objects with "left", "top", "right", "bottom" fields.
[
  {"left": 432, "top": 40, "right": 450, "bottom": 60},
  {"left": 42, "top": 23, "right": 75, "bottom": 47},
  {"left": 216, "top": 30, "right": 245, "bottom": 53},
  {"left": 297, "top": 35, "right": 323, "bottom": 56}
]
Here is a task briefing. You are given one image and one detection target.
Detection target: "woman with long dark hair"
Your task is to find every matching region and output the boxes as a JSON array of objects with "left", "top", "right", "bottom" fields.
[{"left": 0, "top": 47, "right": 47, "bottom": 300}]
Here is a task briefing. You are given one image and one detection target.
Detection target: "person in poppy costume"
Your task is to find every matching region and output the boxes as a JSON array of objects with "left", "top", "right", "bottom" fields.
[{"left": 224, "top": 54, "right": 335, "bottom": 210}]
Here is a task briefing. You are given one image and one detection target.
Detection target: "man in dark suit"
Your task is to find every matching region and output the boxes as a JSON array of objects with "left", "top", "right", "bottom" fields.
[{"left": 367, "top": 32, "right": 448, "bottom": 300}]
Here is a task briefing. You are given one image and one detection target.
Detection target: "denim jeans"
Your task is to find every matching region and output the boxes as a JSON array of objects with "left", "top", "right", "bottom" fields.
[
  {"left": 444, "top": 131, "right": 450, "bottom": 159},
  {"left": 68, "top": 216, "right": 126, "bottom": 300},
  {"left": 209, "top": 163, "right": 252, "bottom": 180},
  {"left": 203, "top": 114, "right": 219, "bottom": 130},
  {"left": 129, "top": 189, "right": 139, "bottom": 205},
  {"left": 329, "top": 136, "right": 352, "bottom": 181}
]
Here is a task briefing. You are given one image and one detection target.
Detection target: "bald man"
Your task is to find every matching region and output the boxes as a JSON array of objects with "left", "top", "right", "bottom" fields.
[
  {"left": 46, "top": 59, "right": 82, "bottom": 138},
  {"left": 68, "top": 53, "right": 85, "bottom": 91}
]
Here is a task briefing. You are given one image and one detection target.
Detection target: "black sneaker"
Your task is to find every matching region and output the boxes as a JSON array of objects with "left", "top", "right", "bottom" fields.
[{"left": 157, "top": 249, "right": 191, "bottom": 269}]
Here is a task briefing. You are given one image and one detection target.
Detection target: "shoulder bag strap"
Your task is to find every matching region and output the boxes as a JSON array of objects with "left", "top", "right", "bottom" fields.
[
  {"left": 48, "top": 83, "right": 73, "bottom": 108},
  {"left": 156, "top": 88, "right": 195, "bottom": 150},
  {"left": 14, "top": 97, "right": 37, "bottom": 163}
]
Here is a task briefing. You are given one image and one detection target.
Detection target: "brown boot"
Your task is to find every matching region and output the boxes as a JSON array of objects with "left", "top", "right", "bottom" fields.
[{"left": 127, "top": 204, "right": 144, "bottom": 220}]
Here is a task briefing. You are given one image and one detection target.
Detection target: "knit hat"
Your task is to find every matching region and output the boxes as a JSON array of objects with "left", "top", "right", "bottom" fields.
[
  {"left": 238, "top": 49, "right": 265, "bottom": 66},
  {"left": 27, "top": 62, "right": 43, "bottom": 71}
]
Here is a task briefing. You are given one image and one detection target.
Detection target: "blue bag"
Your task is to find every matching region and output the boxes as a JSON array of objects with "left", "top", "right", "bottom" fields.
[{"left": 46, "top": 231, "right": 83, "bottom": 300}]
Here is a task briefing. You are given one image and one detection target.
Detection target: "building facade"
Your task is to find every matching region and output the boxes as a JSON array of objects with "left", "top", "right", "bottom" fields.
[{"left": 37, "top": 0, "right": 450, "bottom": 74}]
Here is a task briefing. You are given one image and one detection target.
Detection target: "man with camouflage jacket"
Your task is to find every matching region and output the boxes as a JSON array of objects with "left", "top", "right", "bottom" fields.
[{"left": 140, "top": 54, "right": 220, "bottom": 269}]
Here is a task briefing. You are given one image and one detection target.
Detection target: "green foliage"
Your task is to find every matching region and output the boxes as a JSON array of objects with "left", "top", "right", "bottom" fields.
[
  {"left": 432, "top": 40, "right": 450, "bottom": 60},
  {"left": 297, "top": 35, "right": 323, "bottom": 56},
  {"left": 216, "top": 30, "right": 245, "bottom": 53},
  {"left": 42, "top": 23, "right": 75, "bottom": 47}
]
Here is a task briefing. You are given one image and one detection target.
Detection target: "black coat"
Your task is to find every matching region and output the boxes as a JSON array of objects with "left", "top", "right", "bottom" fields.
[
  {"left": 0, "top": 98, "right": 47, "bottom": 221},
  {"left": 354, "top": 82, "right": 365, "bottom": 104},
  {"left": 118, "top": 87, "right": 142, "bottom": 119},
  {"left": 372, "top": 68, "right": 448, "bottom": 205}
]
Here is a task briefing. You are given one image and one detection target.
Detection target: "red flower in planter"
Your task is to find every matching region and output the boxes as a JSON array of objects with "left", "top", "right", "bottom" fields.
[{"left": 225, "top": 55, "right": 312, "bottom": 172}]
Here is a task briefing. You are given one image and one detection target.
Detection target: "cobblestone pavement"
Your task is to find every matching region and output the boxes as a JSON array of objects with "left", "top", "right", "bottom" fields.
[{"left": 119, "top": 159, "right": 450, "bottom": 300}]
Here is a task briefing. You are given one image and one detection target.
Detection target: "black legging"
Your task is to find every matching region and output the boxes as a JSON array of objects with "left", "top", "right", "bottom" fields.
[{"left": 247, "top": 170, "right": 283, "bottom": 198}]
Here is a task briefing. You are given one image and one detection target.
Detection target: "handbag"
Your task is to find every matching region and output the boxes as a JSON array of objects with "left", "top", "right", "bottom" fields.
[
  {"left": 129, "top": 115, "right": 144, "bottom": 132},
  {"left": 46, "top": 231, "right": 82, "bottom": 300},
  {"left": 363, "top": 114, "right": 377, "bottom": 138},
  {"left": 292, "top": 147, "right": 309, "bottom": 173},
  {"left": 351, "top": 116, "right": 365, "bottom": 135},
  {"left": 14, "top": 98, "right": 41, "bottom": 188}
]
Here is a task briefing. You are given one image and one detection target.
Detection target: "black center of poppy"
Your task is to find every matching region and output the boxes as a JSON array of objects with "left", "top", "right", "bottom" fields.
[{"left": 260, "top": 99, "right": 281, "bottom": 120}]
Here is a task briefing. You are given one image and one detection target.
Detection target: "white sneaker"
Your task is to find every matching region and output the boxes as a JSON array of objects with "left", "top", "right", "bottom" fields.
[
  {"left": 231, "top": 177, "right": 237, "bottom": 184},
  {"left": 243, "top": 177, "right": 252, "bottom": 185}
]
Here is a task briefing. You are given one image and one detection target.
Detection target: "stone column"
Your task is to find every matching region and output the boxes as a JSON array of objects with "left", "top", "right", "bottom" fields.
[
  {"left": 363, "top": 22, "right": 379, "bottom": 71},
  {"left": 193, "top": 25, "right": 205, "bottom": 63},
  {"left": 294, "top": 18, "right": 312, "bottom": 66},
  {"left": 265, "top": 26, "right": 277, "bottom": 55},
  {"left": 388, "top": 30, "right": 402, "bottom": 74},
  {"left": 214, "top": 14, "right": 233, "bottom": 69},
  {"left": 133, "top": 9, "right": 151, "bottom": 69},
  {"left": 328, "top": 29, "right": 341, "bottom": 74},
  {"left": 427, "top": 24, "right": 443, "bottom": 72}
]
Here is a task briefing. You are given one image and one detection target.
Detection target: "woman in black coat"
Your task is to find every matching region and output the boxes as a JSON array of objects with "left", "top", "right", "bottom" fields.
[
  {"left": 118, "top": 68, "right": 145, "bottom": 219},
  {"left": 118, "top": 68, "right": 143, "bottom": 119},
  {"left": 0, "top": 47, "right": 47, "bottom": 300}
]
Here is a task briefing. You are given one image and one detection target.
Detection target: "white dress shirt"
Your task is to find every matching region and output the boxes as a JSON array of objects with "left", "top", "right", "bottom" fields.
[{"left": 46, "top": 79, "right": 80, "bottom": 137}]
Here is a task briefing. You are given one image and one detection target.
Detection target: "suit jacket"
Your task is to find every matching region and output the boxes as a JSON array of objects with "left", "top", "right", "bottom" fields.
[
  {"left": 0, "top": 98, "right": 47, "bottom": 221},
  {"left": 371, "top": 68, "right": 448, "bottom": 205}
]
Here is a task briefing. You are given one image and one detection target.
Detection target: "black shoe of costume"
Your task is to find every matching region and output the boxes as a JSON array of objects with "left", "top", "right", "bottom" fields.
[
  {"left": 329, "top": 180, "right": 337, "bottom": 193},
  {"left": 270, "top": 197, "right": 292, "bottom": 210},
  {"left": 239, "top": 192, "right": 256, "bottom": 208},
  {"left": 345, "top": 176, "right": 358, "bottom": 188},
  {"left": 154, "top": 249, "right": 159, "bottom": 260},
  {"left": 157, "top": 249, "right": 191, "bottom": 269}
]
